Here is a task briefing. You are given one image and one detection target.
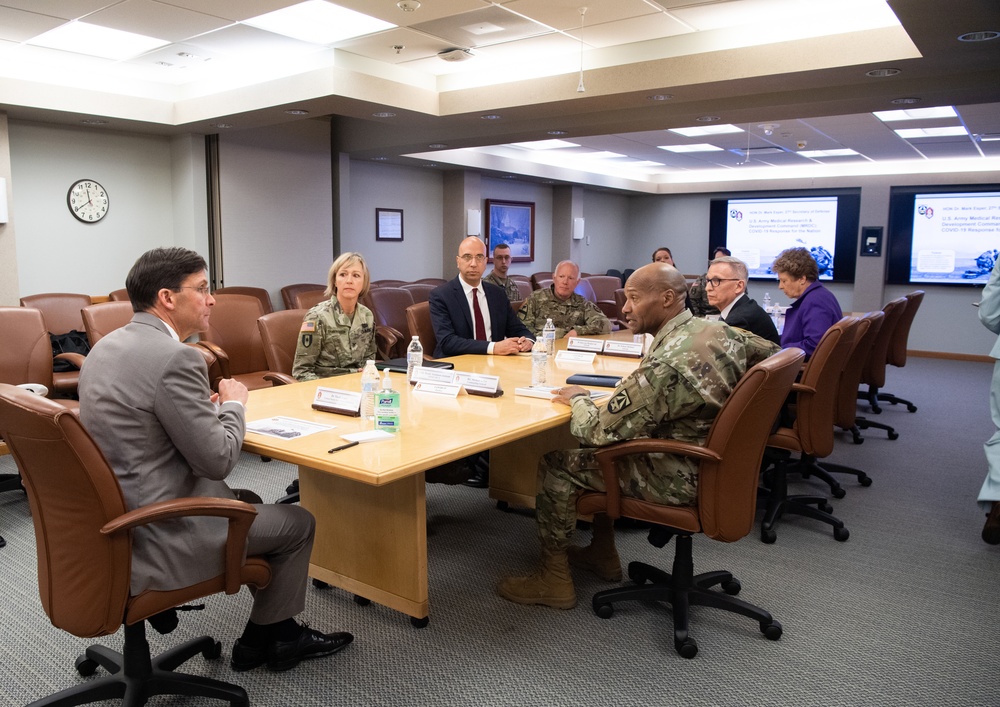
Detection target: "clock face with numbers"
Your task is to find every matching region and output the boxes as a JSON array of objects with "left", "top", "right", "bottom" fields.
[{"left": 67, "top": 179, "right": 109, "bottom": 223}]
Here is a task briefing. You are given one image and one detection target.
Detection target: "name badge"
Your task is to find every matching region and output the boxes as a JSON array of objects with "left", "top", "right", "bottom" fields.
[
  {"left": 411, "top": 367, "right": 456, "bottom": 385},
  {"left": 555, "top": 350, "right": 597, "bottom": 364},
  {"left": 567, "top": 337, "right": 605, "bottom": 353},
  {"left": 603, "top": 340, "right": 644, "bottom": 358},
  {"left": 413, "top": 381, "right": 462, "bottom": 397},
  {"left": 311, "top": 387, "right": 362, "bottom": 416},
  {"left": 453, "top": 371, "right": 502, "bottom": 397}
]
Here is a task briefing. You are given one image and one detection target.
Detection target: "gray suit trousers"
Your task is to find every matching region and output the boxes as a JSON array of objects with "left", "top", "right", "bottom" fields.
[{"left": 245, "top": 503, "right": 316, "bottom": 625}]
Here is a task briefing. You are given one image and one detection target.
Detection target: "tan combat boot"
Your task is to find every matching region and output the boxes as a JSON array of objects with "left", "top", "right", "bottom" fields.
[
  {"left": 497, "top": 549, "right": 577, "bottom": 609},
  {"left": 567, "top": 513, "right": 622, "bottom": 582}
]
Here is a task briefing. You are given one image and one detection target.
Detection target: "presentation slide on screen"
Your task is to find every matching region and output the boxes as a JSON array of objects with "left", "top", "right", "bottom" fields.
[
  {"left": 910, "top": 192, "right": 1000, "bottom": 285},
  {"left": 726, "top": 196, "right": 838, "bottom": 279}
]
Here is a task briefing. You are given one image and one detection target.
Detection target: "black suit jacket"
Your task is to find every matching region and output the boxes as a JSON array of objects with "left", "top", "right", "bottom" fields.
[
  {"left": 723, "top": 294, "right": 781, "bottom": 345},
  {"left": 429, "top": 277, "right": 533, "bottom": 357}
]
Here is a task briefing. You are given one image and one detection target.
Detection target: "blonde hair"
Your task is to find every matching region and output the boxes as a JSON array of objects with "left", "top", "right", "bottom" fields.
[{"left": 325, "top": 252, "right": 371, "bottom": 298}]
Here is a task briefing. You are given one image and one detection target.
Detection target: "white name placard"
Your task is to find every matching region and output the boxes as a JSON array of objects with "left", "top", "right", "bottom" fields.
[
  {"left": 312, "top": 387, "right": 362, "bottom": 415},
  {"left": 453, "top": 371, "right": 501, "bottom": 396},
  {"left": 413, "top": 381, "right": 462, "bottom": 397},
  {"left": 602, "top": 340, "right": 644, "bottom": 358},
  {"left": 411, "top": 366, "right": 456, "bottom": 385},
  {"left": 555, "top": 350, "right": 597, "bottom": 364},
  {"left": 567, "top": 337, "right": 605, "bottom": 353}
]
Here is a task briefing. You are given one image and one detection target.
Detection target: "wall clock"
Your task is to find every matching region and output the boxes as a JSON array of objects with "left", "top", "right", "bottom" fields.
[{"left": 67, "top": 179, "right": 109, "bottom": 223}]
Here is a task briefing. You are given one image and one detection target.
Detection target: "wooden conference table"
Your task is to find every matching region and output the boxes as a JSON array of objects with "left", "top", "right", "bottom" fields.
[{"left": 242, "top": 332, "right": 641, "bottom": 626}]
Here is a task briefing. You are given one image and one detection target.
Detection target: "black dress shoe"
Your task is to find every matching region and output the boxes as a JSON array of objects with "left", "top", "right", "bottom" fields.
[
  {"left": 267, "top": 627, "right": 353, "bottom": 672},
  {"left": 463, "top": 467, "right": 488, "bottom": 488},
  {"left": 231, "top": 639, "right": 268, "bottom": 672},
  {"left": 983, "top": 501, "right": 1000, "bottom": 544}
]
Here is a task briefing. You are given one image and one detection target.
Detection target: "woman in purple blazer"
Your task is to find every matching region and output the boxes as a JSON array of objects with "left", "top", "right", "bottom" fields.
[{"left": 772, "top": 247, "right": 842, "bottom": 357}]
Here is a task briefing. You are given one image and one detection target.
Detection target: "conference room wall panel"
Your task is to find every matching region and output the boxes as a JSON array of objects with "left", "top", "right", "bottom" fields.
[{"left": 578, "top": 190, "right": 631, "bottom": 276}]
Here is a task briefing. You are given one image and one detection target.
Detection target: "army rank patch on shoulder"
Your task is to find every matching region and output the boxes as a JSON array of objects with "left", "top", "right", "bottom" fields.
[
  {"left": 608, "top": 390, "right": 631, "bottom": 414},
  {"left": 300, "top": 321, "right": 316, "bottom": 332}
]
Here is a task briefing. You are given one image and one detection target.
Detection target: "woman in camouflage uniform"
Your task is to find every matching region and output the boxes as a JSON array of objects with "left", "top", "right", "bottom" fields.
[{"left": 292, "top": 252, "right": 377, "bottom": 381}]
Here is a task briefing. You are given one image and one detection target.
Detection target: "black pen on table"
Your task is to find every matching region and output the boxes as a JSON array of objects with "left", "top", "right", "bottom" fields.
[{"left": 328, "top": 441, "right": 359, "bottom": 454}]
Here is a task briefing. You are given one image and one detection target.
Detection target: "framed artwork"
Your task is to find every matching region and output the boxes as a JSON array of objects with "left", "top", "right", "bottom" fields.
[
  {"left": 485, "top": 199, "right": 534, "bottom": 263},
  {"left": 376, "top": 208, "right": 404, "bottom": 241}
]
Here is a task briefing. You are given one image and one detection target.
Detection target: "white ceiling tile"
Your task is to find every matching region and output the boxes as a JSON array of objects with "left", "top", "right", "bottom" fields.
[
  {"left": 86, "top": 0, "right": 233, "bottom": 43},
  {"left": 0, "top": 6, "right": 65, "bottom": 42},
  {"left": 503, "top": 0, "right": 660, "bottom": 32}
]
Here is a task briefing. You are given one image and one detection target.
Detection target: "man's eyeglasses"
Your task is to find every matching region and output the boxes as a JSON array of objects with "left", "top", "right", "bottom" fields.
[
  {"left": 704, "top": 277, "right": 740, "bottom": 288},
  {"left": 459, "top": 254, "right": 487, "bottom": 263},
  {"left": 177, "top": 286, "right": 211, "bottom": 296}
]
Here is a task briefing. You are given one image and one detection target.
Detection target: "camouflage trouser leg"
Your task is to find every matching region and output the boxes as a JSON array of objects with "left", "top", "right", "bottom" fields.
[{"left": 535, "top": 448, "right": 698, "bottom": 552}]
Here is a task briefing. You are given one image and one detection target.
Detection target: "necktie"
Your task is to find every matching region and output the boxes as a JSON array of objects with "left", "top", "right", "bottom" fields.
[{"left": 472, "top": 288, "right": 486, "bottom": 341}]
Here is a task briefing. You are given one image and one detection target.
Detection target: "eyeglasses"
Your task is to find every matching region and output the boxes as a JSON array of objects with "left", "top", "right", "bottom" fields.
[
  {"left": 459, "top": 254, "right": 487, "bottom": 263},
  {"left": 177, "top": 286, "right": 211, "bottom": 296},
  {"left": 705, "top": 277, "right": 741, "bottom": 288}
]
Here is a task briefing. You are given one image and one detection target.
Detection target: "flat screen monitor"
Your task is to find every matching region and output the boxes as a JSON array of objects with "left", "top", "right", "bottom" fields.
[
  {"left": 708, "top": 190, "right": 859, "bottom": 283},
  {"left": 886, "top": 186, "right": 1000, "bottom": 286}
]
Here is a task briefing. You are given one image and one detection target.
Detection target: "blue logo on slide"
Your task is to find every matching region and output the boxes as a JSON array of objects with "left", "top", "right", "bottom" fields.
[
  {"left": 729, "top": 209, "right": 742, "bottom": 221},
  {"left": 917, "top": 204, "right": 934, "bottom": 219}
]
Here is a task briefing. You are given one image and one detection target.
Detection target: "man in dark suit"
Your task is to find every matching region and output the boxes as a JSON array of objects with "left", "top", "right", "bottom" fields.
[
  {"left": 79, "top": 247, "right": 352, "bottom": 673},
  {"left": 706, "top": 256, "right": 781, "bottom": 345},
  {"left": 429, "top": 236, "right": 534, "bottom": 358}
]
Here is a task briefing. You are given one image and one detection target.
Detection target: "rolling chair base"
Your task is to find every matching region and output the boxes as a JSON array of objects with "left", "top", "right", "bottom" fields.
[
  {"left": 856, "top": 416, "right": 899, "bottom": 440},
  {"left": 591, "top": 534, "right": 782, "bottom": 659},
  {"left": 759, "top": 458, "right": 850, "bottom": 543},
  {"left": 29, "top": 621, "right": 247, "bottom": 707}
]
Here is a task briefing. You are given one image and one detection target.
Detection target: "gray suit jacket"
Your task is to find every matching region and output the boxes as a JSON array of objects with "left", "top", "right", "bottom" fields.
[{"left": 79, "top": 312, "right": 245, "bottom": 594}]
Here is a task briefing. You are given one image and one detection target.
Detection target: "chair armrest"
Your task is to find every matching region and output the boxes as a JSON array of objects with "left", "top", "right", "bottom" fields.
[
  {"left": 376, "top": 325, "right": 402, "bottom": 361},
  {"left": 264, "top": 372, "right": 297, "bottom": 386},
  {"left": 101, "top": 497, "right": 257, "bottom": 595},
  {"left": 593, "top": 439, "right": 721, "bottom": 519},
  {"left": 791, "top": 382, "right": 816, "bottom": 395},
  {"left": 55, "top": 352, "right": 87, "bottom": 369}
]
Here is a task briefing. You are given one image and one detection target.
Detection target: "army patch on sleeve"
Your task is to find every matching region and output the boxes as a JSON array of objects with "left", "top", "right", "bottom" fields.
[
  {"left": 300, "top": 321, "right": 316, "bottom": 332},
  {"left": 300, "top": 334, "right": 313, "bottom": 348},
  {"left": 607, "top": 390, "right": 631, "bottom": 414}
]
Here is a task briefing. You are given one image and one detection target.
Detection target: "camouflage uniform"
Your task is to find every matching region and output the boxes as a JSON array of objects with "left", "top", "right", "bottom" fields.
[
  {"left": 517, "top": 287, "right": 611, "bottom": 338},
  {"left": 483, "top": 271, "right": 521, "bottom": 302},
  {"left": 535, "top": 309, "right": 779, "bottom": 551},
  {"left": 687, "top": 274, "right": 719, "bottom": 317},
  {"left": 292, "top": 298, "right": 377, "bottom": 381}
]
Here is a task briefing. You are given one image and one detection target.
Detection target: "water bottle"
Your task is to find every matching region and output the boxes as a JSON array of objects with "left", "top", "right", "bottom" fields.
[
  {"left": 360, "top": 360, "right": 379, "bottom": 423},
  {"left": 531, "top": 339, "right": 548, "bottom": 386},
  {"left": 375, "top": 370, "right": 401, "bottom": 433},
  {"left": 542, "top": 318, "right": 556, "bottom": 356},
  {"left": 762, "top": 292, "right": 772, "bottom": 312},
  {"left": 406, "top": 335, "right": 423, "bottom": 383}
]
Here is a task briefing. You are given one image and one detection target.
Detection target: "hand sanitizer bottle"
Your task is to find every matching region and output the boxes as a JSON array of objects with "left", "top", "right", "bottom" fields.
[{"left": 375, "top": 369, "right": 401, "bottom": 433}]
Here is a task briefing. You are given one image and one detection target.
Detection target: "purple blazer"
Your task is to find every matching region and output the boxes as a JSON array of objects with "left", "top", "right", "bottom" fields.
[{"left": 780, "top": 281, "right": 842, "bottom": 356}]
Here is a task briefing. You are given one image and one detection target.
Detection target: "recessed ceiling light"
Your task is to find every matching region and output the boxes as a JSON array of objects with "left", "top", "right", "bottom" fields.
[
  {"left": 670, "top": 124, "right": 743, "bottom": 137},
  {"left": 695, "top": 115, "right": 722, "bottom": 122},
  {"left": 481, "top": 114, "right": 502, "bottom": 120},
  {"left": 372, "top": 111, "right": 396, "bottom": 118},
  {"left": 424, "top": 163, "right": 438, "bottom": 167},
  {"left": 891, "top": 97, "right": 921, "bottom": 105},
  {"left": 894, "top": 126, "right": 969, "bottom": 138},
  {"left": 371, "top": 156, "right": 388, "bottom": 161},
  {"left": 80, "top": 119, "right": 108, "bottom": 125},
  {"left": 500, "top": 175, "right": 516, "bottom": 179},
  {"left": 978, "top": 134, "right": 1000, "bottom": 142},
  {"left": 874, "top": 106, "right": 957, "bottom": 121},
  {"left": 657, "top": 143, "right": 724, "bottom": 153},
  {"left": 26, "top": 21, "right": 169, "bottom": 60},
  {"left": 243, "top": 0, "right": 395, "bottom": 45},
  {"left": 647, "top": 94, "right": 673, "bottom": 101},
  {"left": 397, "top": 1, "right": 421, "bottom": 11},
  {"left": 428, "top": 143, "right": 448, "bottom": 149},
  {"left": 155, "top": 61, "right": 173, "bottom": 67},
  {"left": 211, "top": 123, "right": 233, "bottom": 129},
  {"left": 511, "top": 139, "right": 578, "bottom": 150},
  {"left": 958, "top": 30, "right": 1000, "bottom": 42},
  {"left": 285, "top": 109, "right": 309, "bottom": 116},
  {"left": 866, "top": 68, "right": 901, "bottom": 77},
  {"left": 797, "top": 149, "right": 859, "bottom": 158},
  {"left": 547, "top": 130, "right": 568, "bottom": 136}
]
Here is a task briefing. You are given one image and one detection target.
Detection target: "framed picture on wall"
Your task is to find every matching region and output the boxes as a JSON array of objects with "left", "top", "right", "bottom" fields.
[
  {"left": 376, "top": 208, "right": 404, "bottom": 241},
  {"left": 485, "top": 199, "right": 534, "bottom": 263}
]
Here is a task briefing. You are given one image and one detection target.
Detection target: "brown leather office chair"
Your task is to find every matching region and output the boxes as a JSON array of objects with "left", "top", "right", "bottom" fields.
[
  {"left": 257, "top": 309, "right": 306, "bottom": 386},
  {"left": 20, "top": 292, "right": 93, "bottom": 396},
  {"left": 614, "top": 288, "right": 626, "bottom": 320},
  {"left": 81, "top": 301, "right": 135, "bottom": 348},
  {"left": 573, "top": 279, "right": 620, "bottom": 329},
  {"left": 585, "top": 275, "right": 621, "bottom": 303},
  {"left": 215, "top": 286, "right": 274, "bottom": 314},
  {"left": 402, "top": 282, "right": 436, "bottom": 304},
  {"left": 405, "top": 301, "right": 438, "bottom": 362},
  {"left": 576, "top": 348, "right": 804, "bottom": 658},
  {"left": 0, "top": 307, "right": 82, "bottom": 408},
  {"left": 414, "top": 277, "right": 447, "bottom": 286},
  {"left": 279, "top": 283, "right": 324, "bottom": 310},
  {"left": 530, "top": 272, "right": 553, "bottom": 290},
  {"left": 199, "top": 294, "right": 272, "bottom": 391},
  {"left": 0, "top": 383, "right": 271, "bottom": 707},
  {"left": 370, "top": 279, "right": 407, "bottom": 289},
  {"left": 761, "top": 317, "right": 859, "bottom": 543},
  {"left": 512, "top": 277, "right": 533, "bottom": 301},
  {"left": 873, "top": 290, "right": 923, "bottom": 413},
  {"left": 108, "top": 288, "right": 130, "bottom": 302},
  {"left": 857, "top": 296, "right": 908, "bottom": 436},
  {"left": 368, "top": 287, "right": 414, "bottom": 359}
]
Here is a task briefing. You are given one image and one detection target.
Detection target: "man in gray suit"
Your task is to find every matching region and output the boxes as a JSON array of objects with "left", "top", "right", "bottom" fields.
[{"left": 79, "top": 247, "right": 352, "bottom": 672}]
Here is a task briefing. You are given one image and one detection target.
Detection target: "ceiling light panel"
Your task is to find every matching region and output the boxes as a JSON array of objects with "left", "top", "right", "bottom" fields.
[
  {"left": 797, "top": 149, "right": 860, "bottom": 157},
  {"left": 669, "top": 124, "right": 744, "bottom": 137},
  {"left": 658, "top": 143, "right": 725, "bottom": 153},
  {"left": 894, "top": 126, "right": 969, "bottom": 138},
  {"left": 873, "top": 106, "right": 958, "bottom": 121},
  {"left": 243, "top": 0, "right": 396, "bottom": 45},
  {"left": 511, "top": 140, "right": 580, "bottom": 150},
  {"left": 26, "top": 21, "right": 169, "bottom": 60}
]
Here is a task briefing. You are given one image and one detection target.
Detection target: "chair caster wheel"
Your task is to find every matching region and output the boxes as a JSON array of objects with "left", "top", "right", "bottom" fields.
[
  {"left": 761, "top": 620, "right": 782, "bottom": 641},
  {"left": 75, "top": 656, "right": 98, "bottom": 677},
  {"left": 831, "top": 486, "right": 846, "bottom": 499},
  {"left": 410, "top": 616, "right": 429, "bottom": 628},
  {"left": 760, "top": 527, "right": 777, "bottom": 544},
  {"left": 820, "top": 502, "right": 834, "bottom": 514},
  {"left": 627, "top": 564, "right": 649, "bottom": 584},
  {"left": 859, "top": 475, "right": 872, "bottom": 487},
  {"left": 675, "top": 637, "right": 698, "bottom": 659},
  {"left": 202, "top": 640, "right": 222, "bottom": 660},
  {"left": 312, "top": 579, "right": 330, "bottom": 589},
  {"left": 834, "top": 526, "right": 850, "bottom": 541},
  {"left": 496, "top": 501, "right": 509, "bottom": 511},
  {"left": 721, "top": 579, "right": 741, "bottom": 595},
  {"left": 594, "top": 602, "right": 614, "bottom": 619},
  {"left": 888, "top": 431, "right": 899, "bottom": 440},
  {"left": 353, "top": 595, "right": 371, "bottom": 606},
  {"left": 906, "top": 404, "right": 917, "bottom": 413}
]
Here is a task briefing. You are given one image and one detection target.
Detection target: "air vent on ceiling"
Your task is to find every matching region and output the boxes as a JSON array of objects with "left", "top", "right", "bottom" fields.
[
  {"left": 729, "top": 146, "right": 787, "bottom": 156},
  {"left": 438, "top": 48, "right": 474, "bottom": 62}
]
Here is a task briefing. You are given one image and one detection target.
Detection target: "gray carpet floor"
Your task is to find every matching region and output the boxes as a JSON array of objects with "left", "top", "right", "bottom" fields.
[{"left": 1, "top": 356, "right": 998, "bottom": 706}]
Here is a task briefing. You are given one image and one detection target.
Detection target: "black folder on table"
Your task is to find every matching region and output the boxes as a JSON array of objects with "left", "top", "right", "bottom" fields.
[
  {"left": 565, "top": 374, "right": 622, "bottom": 388},
  {"left": 376, "top": 358, "right": 455, "bottom": 374}
]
